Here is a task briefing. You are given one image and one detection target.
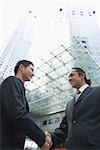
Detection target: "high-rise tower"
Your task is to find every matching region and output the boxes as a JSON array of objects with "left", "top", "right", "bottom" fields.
[
  {"left": 0, "top": 11, "right": 34, "bottom": 82},
  {"left": 68, "top": 1, "right": 100, "bottom": 65}
]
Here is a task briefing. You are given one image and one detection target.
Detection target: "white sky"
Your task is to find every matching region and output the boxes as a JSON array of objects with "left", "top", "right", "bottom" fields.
[{"left": 0, "top": 0, "right": 100, "bottom": 66}]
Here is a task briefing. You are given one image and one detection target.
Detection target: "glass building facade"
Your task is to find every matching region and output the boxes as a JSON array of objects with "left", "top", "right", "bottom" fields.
[
  {"left": 26, "top": 37, "right": 100, "bottom": 131},
  {"left": 25, "top": 2, "right": 100, "bottom": 133}
]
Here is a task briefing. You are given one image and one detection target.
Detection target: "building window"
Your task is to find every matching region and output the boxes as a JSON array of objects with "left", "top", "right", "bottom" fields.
[
  {"left": 55, "top": 117, "right": 60, "bottom": 123},
  {"left": 43, "top": 120, "right": 47, "bottom": 125},
  {"left": 82, "top": 40, "right": 86, "bottom": 43},
  {"left": 93, "top": 11, "right": 95, "bottom": 14},
  {"left": 72, "top": 10, "right": 75, "bottom": 15},
  {"left": 48, "top": 119, "right": 53, "bottom": 124},
  {"left": 80, "top": 11, "right": 84, "bottom": 16},
  {"left": 84, "top": 46, "right": 87, "bottom": 49}
]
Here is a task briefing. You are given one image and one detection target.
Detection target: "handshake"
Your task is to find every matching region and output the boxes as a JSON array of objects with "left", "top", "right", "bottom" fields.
[{"left": 41, "top": 131, "right": 53, "bottom": 150}]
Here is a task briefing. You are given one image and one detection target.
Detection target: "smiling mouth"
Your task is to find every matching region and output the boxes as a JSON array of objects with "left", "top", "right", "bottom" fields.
[
  {"left": 70, "top": 81, "right": 74, "bottom": 84},
  {"left": 70, "top": 82, "right": 75, "bottom": 86}
]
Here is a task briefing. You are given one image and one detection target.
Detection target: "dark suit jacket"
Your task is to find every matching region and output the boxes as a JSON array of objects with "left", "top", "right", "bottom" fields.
[
  {"left": 0, "top": 76, "right": 45, "bottom": 150},
  {"left": 51, "top": 86, "right": 100, "bottom": 150}
]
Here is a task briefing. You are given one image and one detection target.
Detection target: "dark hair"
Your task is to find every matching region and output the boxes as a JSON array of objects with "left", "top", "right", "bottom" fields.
[
  {"left": 72, "top": 67, "right": 91, "bottom": 86},
  {"left": 14, "top": 60, "right": 34, "bottom": 75}
]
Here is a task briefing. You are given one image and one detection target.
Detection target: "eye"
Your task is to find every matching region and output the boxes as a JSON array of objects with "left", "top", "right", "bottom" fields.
[{"left": 31, "top": 68, "right": 34, "bottom": 72}]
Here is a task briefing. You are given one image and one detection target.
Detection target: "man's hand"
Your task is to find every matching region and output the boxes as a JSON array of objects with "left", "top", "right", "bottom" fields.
[{"left": 41, "top": 131, "right": 53, "bottom": 150}]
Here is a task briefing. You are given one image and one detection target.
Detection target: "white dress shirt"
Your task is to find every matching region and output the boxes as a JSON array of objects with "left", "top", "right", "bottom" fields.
[{"left": 75, "top": 84, "right": 89, "bottom": 101}]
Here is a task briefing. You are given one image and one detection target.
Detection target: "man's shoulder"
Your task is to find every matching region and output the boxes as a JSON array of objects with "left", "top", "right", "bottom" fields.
[
  {"left": 88, "top": 86, "right": 100, "bottom": 94},
  {"left": 5, "top": 76, "right": 15, "bottom": 80},
  {"left": 1, "top": 76, "right": 23, "bottom": 90},
  {"left": 0, "top": 76, "right": 16, "bottom": 90},
  {"left": 1, "top": 76, "right": 21, "bottom": 87},
  {"left": 3, "top": 76, "right": 16, "bottom": 83},
  {"left": 92, "top": 86, "right": 100, "bottom": 91},
  {"left": 67, "top": 99, "right": 73, "bottom": 107}
]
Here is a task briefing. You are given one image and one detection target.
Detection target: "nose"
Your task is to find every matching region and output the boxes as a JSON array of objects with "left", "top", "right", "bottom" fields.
[
  {"left": 32, "top": 72, "right": 34, "bottom": 77},
  {"left": 31, "top": 71, "right": 34, "bottom": 77}
]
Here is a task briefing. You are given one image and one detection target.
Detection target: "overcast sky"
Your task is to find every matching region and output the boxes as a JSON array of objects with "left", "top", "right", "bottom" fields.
[{"left": 0, "top": 0, "right": 99, "bottom": 66}]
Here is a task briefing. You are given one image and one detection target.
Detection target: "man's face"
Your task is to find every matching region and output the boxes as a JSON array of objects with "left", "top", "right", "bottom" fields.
[
  {"left": 68, "top": 69, "right": 84, "bottom": 89},
  {"left": 22, "top": 64, "right": 34, "bottom": 82}
]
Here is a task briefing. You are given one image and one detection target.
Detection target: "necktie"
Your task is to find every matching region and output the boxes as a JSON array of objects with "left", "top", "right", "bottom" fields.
[
  {"left": 75, "top": 90, "right": 81, "bottom": 101},
  {"left": 76, "top": 90, "right": 81, "bottom": 94}
]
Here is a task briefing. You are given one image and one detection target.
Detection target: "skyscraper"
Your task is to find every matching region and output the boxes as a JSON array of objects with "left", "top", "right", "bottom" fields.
[
  {"left": 68, "top": 1, "right": 100, "bottom": 65},
  {"left": 0, "top": 11, "right": 34, "bottom": 82}
]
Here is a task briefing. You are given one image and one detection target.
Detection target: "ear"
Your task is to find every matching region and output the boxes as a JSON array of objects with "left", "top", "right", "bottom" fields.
[
  {"left": 81, "top": 74, "right": 85, "bottom": 80},
  {"left": 19, "top": 64, "right": 24, "bottom": 71}
]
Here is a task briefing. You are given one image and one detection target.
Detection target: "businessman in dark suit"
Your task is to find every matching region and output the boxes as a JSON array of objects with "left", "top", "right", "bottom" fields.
[
  {"left": 0, "top": 60, "right": 52, "bottom": 150},
  {"left": 45, "top": 67, "right": 100, "bottom": 150}
]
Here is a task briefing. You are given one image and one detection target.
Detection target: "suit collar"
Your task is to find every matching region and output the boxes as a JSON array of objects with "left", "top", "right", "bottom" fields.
[
  {"left": 74, "top": 86, "right": 92, "bottom": 104},
  {"left": 78, "top": 84, "right": 89, "bottom": 93}
]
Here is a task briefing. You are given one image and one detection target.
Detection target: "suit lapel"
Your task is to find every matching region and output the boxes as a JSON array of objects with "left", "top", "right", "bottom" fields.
[
  {"left": 74, "top": 87, "right": 92, "bottom": 104},
  {"left": 67, "top": 87, "right": 92, "bottom": 126},
  {"left": 67, "top": 99, "right": 75, "bottom": 124}
]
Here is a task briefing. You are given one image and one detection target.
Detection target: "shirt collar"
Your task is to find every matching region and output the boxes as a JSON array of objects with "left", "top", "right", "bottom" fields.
[{"left": 79, "top": 84, "right": 89, "bottom": 93}]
